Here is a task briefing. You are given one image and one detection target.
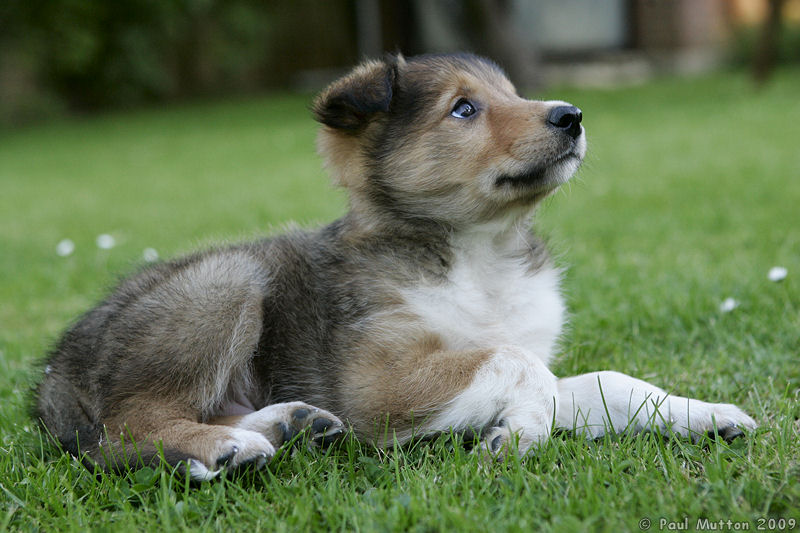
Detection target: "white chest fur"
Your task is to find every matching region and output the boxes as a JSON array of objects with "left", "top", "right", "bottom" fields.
[{"left": 401, "top": 230, "right": 565, "bottom": 365}]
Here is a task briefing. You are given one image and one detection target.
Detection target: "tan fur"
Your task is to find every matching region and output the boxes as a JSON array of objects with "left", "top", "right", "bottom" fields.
[
  {"left": 103, "top": 398, "right": 237, "bottom": 468},
  {"left": 208, "top": 414, "right": 245, "bottom": 426},
  {"left": 342, "top": 328, "right": 492, "bottom": 441}
]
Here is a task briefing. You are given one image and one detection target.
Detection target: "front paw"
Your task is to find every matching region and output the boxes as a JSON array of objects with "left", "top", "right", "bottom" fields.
[
  {"left": 471, "top": 417, "right": 550, "bottom": 462},
  {"left": 674, "top": 401, "right": 757, "bottom": 442},
  {"left": 471, "top": 425, "right": 513, "bottom": 461}
]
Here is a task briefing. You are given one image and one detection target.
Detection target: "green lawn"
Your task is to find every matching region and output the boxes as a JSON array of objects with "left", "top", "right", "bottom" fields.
[{"left": 1, "top": 69, "right": 799, "bottom": 532}]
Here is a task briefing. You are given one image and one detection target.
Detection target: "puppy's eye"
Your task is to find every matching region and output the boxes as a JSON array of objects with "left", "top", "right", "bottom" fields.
[{"left": 451, "top": 99, "right": 477, "bottom": 119}]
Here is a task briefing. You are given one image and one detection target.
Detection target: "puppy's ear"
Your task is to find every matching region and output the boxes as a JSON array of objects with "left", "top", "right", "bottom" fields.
[{"left": 313, "top": 58, "right": 398, "bottom": 131}]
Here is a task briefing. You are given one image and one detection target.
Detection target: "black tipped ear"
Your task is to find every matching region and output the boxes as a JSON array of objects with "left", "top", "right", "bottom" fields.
[{"left": 313, "top": 58, "right": 397, "bottom": 131}]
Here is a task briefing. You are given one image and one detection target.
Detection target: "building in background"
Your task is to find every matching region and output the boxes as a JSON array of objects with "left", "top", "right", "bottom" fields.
[
  {"left": 1, "top": 0, "right": 799, "bottom": 124},
  {"left": 365, "top": 0, "right": 792, "bottom": 88}
]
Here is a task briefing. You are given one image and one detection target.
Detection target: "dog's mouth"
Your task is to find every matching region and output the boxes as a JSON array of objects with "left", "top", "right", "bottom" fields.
[{"left": 494, "top": 151, "right": 581, "bottom": 190}]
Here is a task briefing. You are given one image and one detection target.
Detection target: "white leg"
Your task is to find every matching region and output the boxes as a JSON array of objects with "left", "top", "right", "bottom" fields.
[
  {"left": 424, "top": 346, "right": 558, "bottom": 454},
  {"left": 556, "top": 371, "right": 757, "bottom": 441}
]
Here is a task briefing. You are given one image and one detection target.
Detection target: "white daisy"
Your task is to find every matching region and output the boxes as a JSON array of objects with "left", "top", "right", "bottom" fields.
[{"left": 56, "top": 239, "right": 75, "bottom": 257}]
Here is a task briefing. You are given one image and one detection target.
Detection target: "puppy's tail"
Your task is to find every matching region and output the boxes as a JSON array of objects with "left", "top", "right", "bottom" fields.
[
  {"left": 35, "top": 370, "right": 190, "bottom": 475},
  {"left": 35, "top": 368, "right": 101, "bottom": 455}
]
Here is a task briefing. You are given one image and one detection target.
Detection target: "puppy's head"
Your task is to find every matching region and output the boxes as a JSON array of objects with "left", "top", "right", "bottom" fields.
[{"left": 313, "top": 53, "right": 586, "bottom": 226}]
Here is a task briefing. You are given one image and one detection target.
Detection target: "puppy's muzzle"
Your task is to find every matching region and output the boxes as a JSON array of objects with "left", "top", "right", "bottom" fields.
[{"left": 547, "top": 105, "right": 583, "bottom": 139}]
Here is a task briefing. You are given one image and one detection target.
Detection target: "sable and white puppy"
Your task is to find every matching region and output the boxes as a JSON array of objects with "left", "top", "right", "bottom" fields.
[{"left": 36, "top": 54, "right": 757, "bottom": 480}]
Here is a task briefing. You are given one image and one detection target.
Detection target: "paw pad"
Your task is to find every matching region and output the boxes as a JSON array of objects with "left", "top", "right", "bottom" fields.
[
  {"left": 285, "top": 404, "right": 345, "bottom": 446},
  {"left": 706, "top": 425, "right": 745, "bottom": 443},
  {"left": 311, "top": 417, "right": 334, "bottom": 434},
  {"left": 291, "top": 408, "right": 310, "bottom": 421}
]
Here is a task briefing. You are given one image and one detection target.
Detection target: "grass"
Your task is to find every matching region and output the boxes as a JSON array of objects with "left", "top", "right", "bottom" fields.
[{"left": 1, "top": 69, "right": 799, "bottom": 531}]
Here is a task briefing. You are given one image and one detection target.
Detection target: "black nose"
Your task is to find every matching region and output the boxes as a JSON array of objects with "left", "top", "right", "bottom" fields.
[{"left": 547, "top": 105, "right": 583, "bottom": 139}]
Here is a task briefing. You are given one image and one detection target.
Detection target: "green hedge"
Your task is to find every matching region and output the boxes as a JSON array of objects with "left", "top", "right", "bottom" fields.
[{"left": 0, "top": 0, "right": 356, "bottom": 124}]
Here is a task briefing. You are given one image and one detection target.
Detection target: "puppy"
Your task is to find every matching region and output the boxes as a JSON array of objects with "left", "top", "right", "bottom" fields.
[{"left": 36, "top": 53, "right": 757, "bottom": 480}]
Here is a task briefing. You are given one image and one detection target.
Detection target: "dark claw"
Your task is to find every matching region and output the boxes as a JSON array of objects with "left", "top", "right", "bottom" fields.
[
  {"left": 313, "top": 427, "right": 344, "bottom": 447},
  {"left": 490, "top": 434, "right": 504, "bottom": 452},
  {"left": 216, "top": 446, "right": 238, "bottom": 467},
  {"left": 292, "top": 408, "right": 310, "bottom": 421},
  {"left": 311, "top": 417, "right": 335, "bottom": 434}
]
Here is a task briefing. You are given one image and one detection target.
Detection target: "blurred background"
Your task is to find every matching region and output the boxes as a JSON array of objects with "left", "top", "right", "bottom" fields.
[{"left": 2, "top": 0, "right": 800, "bottom": 126}]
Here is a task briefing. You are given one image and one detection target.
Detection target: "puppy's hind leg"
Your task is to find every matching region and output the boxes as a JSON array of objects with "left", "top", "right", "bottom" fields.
[
  {"left": 556, "top": 371, "right": 757, "bottom": 442},
  {"left": 103, "top": 399, "right": 276, "bottom": 481},
  {"left": 95, "top": 250, "right": 280, "bottom": 479}
]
